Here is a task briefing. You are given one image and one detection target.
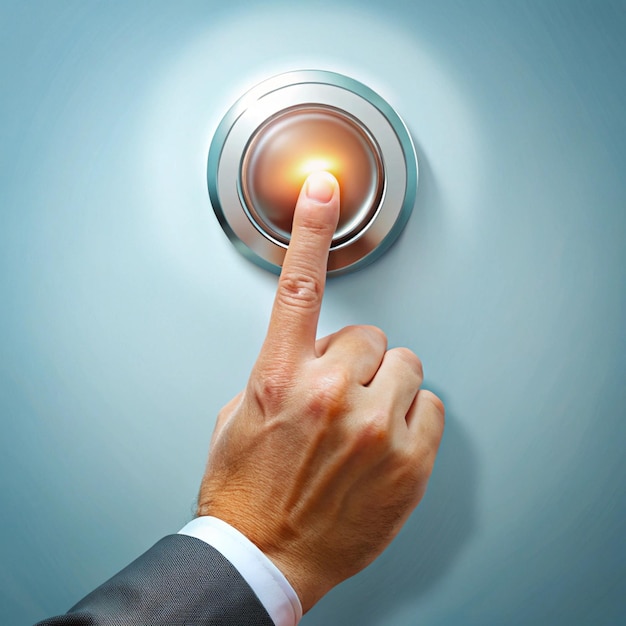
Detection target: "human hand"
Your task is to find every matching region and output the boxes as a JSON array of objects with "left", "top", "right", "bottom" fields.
[{"left": 197, "top": 171, "right": 445, "bottom": 612}]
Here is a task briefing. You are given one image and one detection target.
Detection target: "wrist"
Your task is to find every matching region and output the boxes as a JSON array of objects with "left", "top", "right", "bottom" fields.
[
  {"left": 180, "top": 515, "right": 303, "bottom": 624},
  {"left": 263, "top": 549, "right": 329, "bottom": 614},
  {"left": 196, "top": 503, "right": 326, "bottom": 613}
]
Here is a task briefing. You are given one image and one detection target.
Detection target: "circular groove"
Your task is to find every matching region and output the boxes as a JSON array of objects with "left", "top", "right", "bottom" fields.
[{"left": 207, "top": 70, "right": 417, "bottom": 276}]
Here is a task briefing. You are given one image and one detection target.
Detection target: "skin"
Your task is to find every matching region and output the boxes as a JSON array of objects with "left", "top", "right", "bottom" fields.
[{"left": 197, "top": 171, "right": 445, "bottom": 613}]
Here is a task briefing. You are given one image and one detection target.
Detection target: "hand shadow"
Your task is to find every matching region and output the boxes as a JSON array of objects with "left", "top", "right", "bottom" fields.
[{"left": 303, "top": 401, "right": 478, "bottom": 625}]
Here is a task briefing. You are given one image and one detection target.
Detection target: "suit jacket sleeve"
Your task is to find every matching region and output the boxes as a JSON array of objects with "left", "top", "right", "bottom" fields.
[{"left": 35, "top": 533, "right": 276, "bottom": 626}]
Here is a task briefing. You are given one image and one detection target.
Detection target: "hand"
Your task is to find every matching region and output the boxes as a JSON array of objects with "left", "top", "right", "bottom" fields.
[{"left": 197, "top": 171, "right": 445, "bottom": 612}]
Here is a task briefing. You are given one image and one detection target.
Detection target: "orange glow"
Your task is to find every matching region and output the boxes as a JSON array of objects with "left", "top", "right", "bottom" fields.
[
  {"left": 240, "top": 106, "right": 383, "bottom": 244},
  {"left": 297, "top": 157, "right": 337, "bottom": 178}
]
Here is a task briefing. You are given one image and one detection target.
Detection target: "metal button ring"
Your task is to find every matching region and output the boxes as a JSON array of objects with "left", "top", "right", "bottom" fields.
[{"left": 207, "top": 70, "right": 418, "bottom": 276}]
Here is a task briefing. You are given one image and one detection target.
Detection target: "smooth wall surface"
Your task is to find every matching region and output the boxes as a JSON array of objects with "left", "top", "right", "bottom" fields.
[{"left": 1, "top": 1, "right": 625, "bottom": 624}]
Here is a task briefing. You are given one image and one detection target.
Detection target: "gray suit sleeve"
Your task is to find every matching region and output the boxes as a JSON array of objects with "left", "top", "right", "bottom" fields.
[{"left": 35, "top": 534, "right": 276, "bottom": 626}]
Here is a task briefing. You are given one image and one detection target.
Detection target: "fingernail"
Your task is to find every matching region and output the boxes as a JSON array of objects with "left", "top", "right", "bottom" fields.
[{"left": 305, "top": 171, "right": 336, "bottom": 203}]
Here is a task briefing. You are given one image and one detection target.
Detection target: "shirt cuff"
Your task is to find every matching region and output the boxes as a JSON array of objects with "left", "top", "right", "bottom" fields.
[{"left": 179, "top": 516, "right": 302, "bottom": 626}]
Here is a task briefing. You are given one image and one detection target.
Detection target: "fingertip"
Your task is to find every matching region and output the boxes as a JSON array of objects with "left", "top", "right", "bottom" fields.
[
  {"left": 304, "top": 170, "right": 339, "bottom": 203},
  {"left": 289, "top": 169, "right": 340, "bottom": 250}
]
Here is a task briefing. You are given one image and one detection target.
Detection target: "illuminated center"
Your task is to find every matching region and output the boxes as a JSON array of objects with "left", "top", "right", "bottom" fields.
[{"left": 240, "top": 105, "right": 384, "bottom": 245}]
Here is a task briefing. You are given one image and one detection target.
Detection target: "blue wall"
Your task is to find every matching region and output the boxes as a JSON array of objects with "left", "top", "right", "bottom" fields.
[{"left": 1, "top": 1, "right": 625, "bottom": 624}]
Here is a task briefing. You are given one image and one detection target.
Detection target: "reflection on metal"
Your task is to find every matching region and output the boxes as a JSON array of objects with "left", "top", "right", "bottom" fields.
[{"left": 207, "top": 70, "right": 418, "bottom": 276}]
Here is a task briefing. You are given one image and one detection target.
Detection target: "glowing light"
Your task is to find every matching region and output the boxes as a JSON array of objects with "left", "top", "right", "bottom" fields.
[
  {"left": 298, "top": 157, "right": 336, "bottom": 177},
  {"left": 239, "top": 106, "right": 384, "bottom": 244}
]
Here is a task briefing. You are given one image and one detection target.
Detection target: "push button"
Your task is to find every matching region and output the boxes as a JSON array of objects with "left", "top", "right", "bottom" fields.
[
  {"left": 208, "top": 70, "right": 417, "bottom": 275},
  {"left": 240, "top": 105, "right": 384, "bottom": 246}
]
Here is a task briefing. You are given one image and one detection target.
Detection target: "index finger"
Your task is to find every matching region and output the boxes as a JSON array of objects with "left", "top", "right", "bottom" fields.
[{"left": 261, "top": 171, "right": 340, "bottom": 365}]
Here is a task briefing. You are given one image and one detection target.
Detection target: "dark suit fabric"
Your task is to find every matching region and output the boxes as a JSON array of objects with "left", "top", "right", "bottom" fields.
[{"left": 35, "top": 534, "right": 275, "bottom": 626}]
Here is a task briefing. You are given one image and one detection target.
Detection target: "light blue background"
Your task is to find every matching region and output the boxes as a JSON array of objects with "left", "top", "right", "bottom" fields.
[{"left": 1, "top": 1, "right": 625, "bottom": 624}]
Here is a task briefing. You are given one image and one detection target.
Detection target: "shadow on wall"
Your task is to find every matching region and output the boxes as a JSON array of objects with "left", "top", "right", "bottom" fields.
[{"left": 305, "top": 406, "right": 478, "bottom": 625}]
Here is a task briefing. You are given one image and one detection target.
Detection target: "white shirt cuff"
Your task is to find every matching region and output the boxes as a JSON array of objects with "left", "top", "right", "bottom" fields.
[{"left": 178, "top": 516, "right": 302, "bottom": 626}]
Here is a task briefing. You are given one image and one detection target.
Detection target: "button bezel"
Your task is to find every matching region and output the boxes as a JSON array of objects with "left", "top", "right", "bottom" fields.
[{"left": 207, "top": 70, "right": 418, "bottom": 276}]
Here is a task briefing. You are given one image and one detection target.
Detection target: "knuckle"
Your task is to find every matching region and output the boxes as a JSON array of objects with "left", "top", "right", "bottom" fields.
[
  {"left": 422, "top": 390, "right": 446, "bottom": 426},
  {"left": 299, "top": 210, "right": 337, "bottom": 236},
  {"left": 249, "top": 367, "right": 292, "bottom": 413},
  {"left": 411, "top": 390, "right": 446, "bottom": 458},
  {"left": 396, "top": 444, "right": 418, "bottom": 470},
  {"left": 363, "top": 324, "right": 387, "bottom": 344},
  {"left": 276, "top": 271, "right": 322, "bottom": 312},
  {"left": 354, "top": 324, "right": 387, "bottom": 348},
  {"left": 359, "top": 410, "right": 391, "bottom": 448},
  {"left": 392, "top": 347, "right": 423, "bottom": 379},
  {"left": 306, "top": 368, "right": 351, "bottom": 417}
]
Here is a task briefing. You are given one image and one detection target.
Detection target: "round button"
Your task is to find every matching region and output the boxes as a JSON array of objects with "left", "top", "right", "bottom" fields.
[
  {"left": 208, "top": 70, "right": 418, "bottom": 276},
  {"left": 240, "top": 105, "right": 384, "bottom": 246}
]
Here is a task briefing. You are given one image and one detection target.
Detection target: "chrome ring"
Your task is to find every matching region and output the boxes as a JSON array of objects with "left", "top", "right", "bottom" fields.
[{"left": 207, "top": 70, "right": 418, "bottom": 276}]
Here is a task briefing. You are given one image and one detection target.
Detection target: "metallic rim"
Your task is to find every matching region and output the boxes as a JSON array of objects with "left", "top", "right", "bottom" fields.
[{"left": 207, "top": 69, "right": 418, "bottom": 276}]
